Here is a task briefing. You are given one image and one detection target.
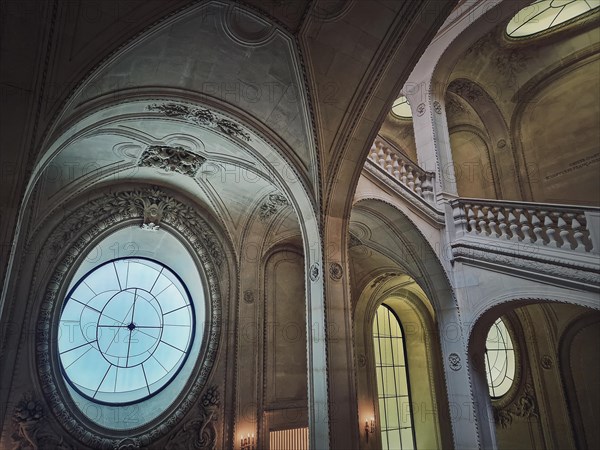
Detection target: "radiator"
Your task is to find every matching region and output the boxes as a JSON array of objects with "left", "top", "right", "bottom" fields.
[{"left": 269, "top": 427, "right": 309, "bottom": 450}]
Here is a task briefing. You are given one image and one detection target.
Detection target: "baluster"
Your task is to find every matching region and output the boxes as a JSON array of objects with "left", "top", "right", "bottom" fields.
[
  {"left": 508, "top": 209, "right": 521, "bottom": 241},
  {"left": 467, "top": 205, "right": 477, "bottom": 234},
  {"left": 384, "top": 152, "right": 393, "bottom": 174},
  {"left": 519, "top": 210, "right": 532, "bottom": 243},
  {"left": 476, "top": 207, "right": 487, "bottom": 236},
  {"left": 531, "top": 210, "right": 545, "bottom": 244},
  {"left": 571, "top": 217, "right": 586, "bottom": 251},
  {"left": 414, "top": 175, "right": 423, "bottom": 197},
  {"left": 544, "top": 214, "right": 558, "bottom": 247},
  {"left": 370, "top": 143, "right": 378, "bottom": 161},
  {"left": 406, "top": 166, "right": 415, "bottom": 191},
  {"left": 497, "top": 210, "right": 508, "bottom": 239},
  {"left": 377, "top": 145, "right": 386, "bottom": 167},
  {"left": 399, "top": 164, "right": 407, "bottom": 185},
  {"left": 487, "top": 208, "right": 499, "bottom": 237},
  {"left": 557, "top": 214, "right": 572, "bottom": 249},
  {"left": 392, "top": 158, "right": 400, "bottom": 179}
]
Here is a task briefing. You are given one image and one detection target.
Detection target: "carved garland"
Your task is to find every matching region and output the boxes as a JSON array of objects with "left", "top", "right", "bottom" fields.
[
  {"left": 35, "top": 187, "right": 224, "bottom": 449},
  {"left": 148, "top": 103, "right": 251, "bottom": 142}
]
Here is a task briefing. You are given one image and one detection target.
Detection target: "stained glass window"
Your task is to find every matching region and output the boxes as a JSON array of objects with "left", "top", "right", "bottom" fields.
[
  {"left": 373, "top": 304, "right": 416, "bottom": 450},
  {"left": 58, "top": 257, "right": 195, "bottom": 405},
  {"left": 391, "top": 96, "right": 412, "bottom": 118},
  {"left": 485, "top": 318, "right": 516, "bottom": 398},
  {"left": 507, "top": 0, "right": 599, "bottom": 38}
]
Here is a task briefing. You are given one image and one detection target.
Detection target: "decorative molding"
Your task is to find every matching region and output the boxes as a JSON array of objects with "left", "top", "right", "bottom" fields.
[
  {"left": 494, "top": 383, "right": 538, "bottom": 429},
  {"left": 348, "top": 232, "right": 363, "bottom": 248},
  {"left": 148, "top": 103, "right": 251, "bottom": 142},
  {"left": 541, "top": 355, "right": 553, "bottom": 370},
  {"left": 329, "top": 262, "right": 343, "bottom": 281},
  {"left": 370, "top": 272, "right": 399, "bottom": 288},
  {"left": 165, "top": 386, "right": 220, "bottom": 450},
  {"left": 309, "top": 264, "right": 320, "bottom": 282},
  {"left": 12, "top": 392, "right": 73, "bottom": 450},
  {"left": 433, "top": 101, "right": 442, "bottom": 114},
  {"left": 45, "top": 187, "right": 223, "bottom": 268},
  {"left": 258, "top": 193, "right": 289, "bottom": 221},
  {"left": 243, "top": 290, "right": 255, "bottom": 304},
  {"left": 448, "top": 353, "right": 462, "bottom": 371},
  {"left": 138, "top": 145, "right": 206, "bottom": 177},
  {"left": 35, "top": 186, "right": 223, "bottom": 449}
]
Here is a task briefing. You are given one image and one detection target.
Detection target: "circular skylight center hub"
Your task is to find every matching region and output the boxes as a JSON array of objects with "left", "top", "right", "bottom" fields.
[
  {"left": 58, "top": 258, "right": 195, "bottom": 405},
  {"left": 96, "top": 288, "right": 164, "bottom": 368}
]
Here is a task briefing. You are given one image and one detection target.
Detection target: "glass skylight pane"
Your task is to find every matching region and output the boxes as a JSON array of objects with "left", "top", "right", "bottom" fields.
[
  {"left": 507, "top": 0, "right": 598, "bottom": 37},
  {"left": 58, "top": 257, "right": 195, "bottom": 405},
  {"left": 391, "top": 96, "right": 412, "bottom": 118}
]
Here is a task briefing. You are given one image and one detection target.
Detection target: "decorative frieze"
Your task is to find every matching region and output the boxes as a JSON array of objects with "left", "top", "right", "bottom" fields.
[
  {"left": 148, "top": 103, "right": 251, "bottom": 142},
  {"left": 138, "top": 145, "right": 206, "bottom": 177}
]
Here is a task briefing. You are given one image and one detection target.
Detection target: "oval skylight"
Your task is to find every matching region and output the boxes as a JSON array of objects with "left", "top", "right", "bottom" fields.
[
  {"left": 58, "top": 257, "right": 195, "bottom": 405},
  {"left": 484, "top": 318, "right": 516, "bottom": 398},
  {"left": 391, "top": 96, "right": 412, "bottom": 118},
  {"left": 507, "top": 0, "right": 599, "bottom": 38}
]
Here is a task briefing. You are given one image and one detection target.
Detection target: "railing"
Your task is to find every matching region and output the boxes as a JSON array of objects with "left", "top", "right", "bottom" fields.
[
  {"left": 368, "top": 137, "right": 436, "bottom": 203},
  {"left": 451, "top": 198, "right": 598, "bottom": 253}
]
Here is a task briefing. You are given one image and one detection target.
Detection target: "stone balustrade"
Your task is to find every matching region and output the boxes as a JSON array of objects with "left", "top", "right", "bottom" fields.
[
  {"left": 451, "top": 199, "right": 599, "bottom": 253},
  {"left": 368, "top": 137, "right": 436, "bottom": 203}
]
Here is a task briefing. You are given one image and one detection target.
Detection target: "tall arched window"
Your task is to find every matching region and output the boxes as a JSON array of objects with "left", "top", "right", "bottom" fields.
[
  {"left": 485, "top": 317, "right": 516, "bottom": 398},
  {"left": 373, "top": 304, "right": 416, "bottom": 450}
]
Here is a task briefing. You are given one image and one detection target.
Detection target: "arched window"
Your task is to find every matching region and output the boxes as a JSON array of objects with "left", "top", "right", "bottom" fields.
[
  {"left": 391, "top": 96, "right": 412, "bottom": 119},
  {"left": 484, "top": 318, "right": 516, "bottom": 398},
  {"left": 506, "top": 0, "right": 599, "bottom": 38},
  {"left": 373, "top": 304, "right": 416, "bottom": 450}
]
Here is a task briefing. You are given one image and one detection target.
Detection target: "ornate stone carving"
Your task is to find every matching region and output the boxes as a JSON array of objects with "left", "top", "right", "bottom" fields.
[
  {"left": 449, "top": 80, "right": 482, "bottom": 103},
  {"left": 12, "top": 392, "right": 73, "bottom": 450},
  {"left": 45, "top": 187, "right": 223, "bottom": 268},
  {"left": 541, "top": 355, "right": 553, "bottom": 370},
  {"left": 309, "top": 264, "right": 320, "bottom": 282},
  {"left": 329, "top": 262, "right": 343, "bottom": 280},
  {"left": 148, "top": 103, "right": 251, "bottom": 141},
  {"left": 494, "top": 384, "right": 538, "bottom": 428},
  {"left": 433, "top": 101, "right": 442, "bottom": 114},
  {"left": 448, "top": 353, "right": 462, "bottom": 371},
  {"left": 138, "top": 145, "right": 205, "bottom": 176},
  {"left": 35, "top": 186, "right": 223, "bottom": 449},
  {"left": 243, "top": 290, "right": 255, "bottom": 304},
  {"left": 370, "top": 272, "right": 399, "bottom": 288},
  {"left": 497, "top": 139, "right": 507, "bottom": 149},
  {"left": 416, "top": 103, "right": 426, "bottom": 116},
  {"left": 259, "top": 193, "right": 289, "bottom": 221},
  {"left": 165, "top": 386, "right": 220, "bottom": 450},
  {"left": 357, "top": 354, "right": 367, "bottom": 368}
]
